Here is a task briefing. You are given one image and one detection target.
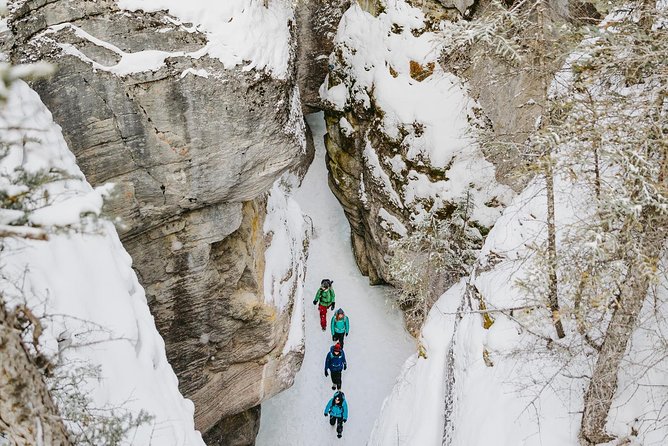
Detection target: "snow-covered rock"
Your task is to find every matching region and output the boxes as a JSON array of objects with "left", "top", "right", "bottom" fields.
[
  {"left": 321, "top": 0, "right": 513, "bottom": 288},
  {"left": 7, "top": 0, "right": 311, "bottom": 442},
  {"left": 0, "top": 80, "right": 205, "bottom": 446}
]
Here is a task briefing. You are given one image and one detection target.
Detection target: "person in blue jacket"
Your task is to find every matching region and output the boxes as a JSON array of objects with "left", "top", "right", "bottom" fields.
[
  {"left": 330, "top": 308, "right": 350, "bottom": 347},
  {"left": 324, "top": 391, "right": 348, "bottom": 438},
  {"left": 324, "top": 342, "right": 347, "bottom": 390}
]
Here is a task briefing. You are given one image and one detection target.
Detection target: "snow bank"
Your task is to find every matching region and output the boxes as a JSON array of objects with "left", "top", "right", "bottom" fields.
[
  {"left": 0, "top": 81, "right": 204, "bottom": 445},
  {"left": 263, "top": 173, "right": 309, "bottom": 354},
  {"left": 116, "top": 0, "right": 295, "bottom": 78},
  {"left": 325, "top": 0, "right": 513, "bottom": 226},
  {"left": 368, "top": 177, "right": 577, "bottom": 445},
  {"left": 369, "top": 281, "right": 465, "bottom": 445},
  {"left": 371, "top": 178, "right": 668, "bottom": 446}
]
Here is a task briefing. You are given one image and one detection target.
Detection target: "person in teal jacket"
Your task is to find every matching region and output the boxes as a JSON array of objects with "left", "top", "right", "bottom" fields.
[
  {"left": 331, "top": 308, "right": 349, "bottom": 347},
  {"left": 313, "top": 279, "right": 335, "bottom": 331},
  {"left": 324, "top": 391, "right": 348, "bottom": 438}
]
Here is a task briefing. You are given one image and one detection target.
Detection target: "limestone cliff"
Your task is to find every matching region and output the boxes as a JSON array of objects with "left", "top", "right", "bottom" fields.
[{"left": 8, "top": 0, "right": 310, "bottom": 443}]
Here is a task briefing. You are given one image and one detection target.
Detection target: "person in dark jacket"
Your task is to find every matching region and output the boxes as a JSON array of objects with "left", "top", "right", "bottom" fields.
[
  {"left": 313, "top": 279, "right": 335, "bottom": 331},
  {"left": 330, "top": 308, "right": 350, "bottom": 347},
  {"left": 324, "top": 342, "right": 347, "bottom": 390},
  {"left": 324, "top": 391, "right": 348, "bottom": 438}
]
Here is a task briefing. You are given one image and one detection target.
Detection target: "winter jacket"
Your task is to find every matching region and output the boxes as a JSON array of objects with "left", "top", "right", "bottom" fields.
[
  {"left": 314, "top": 288, "right": 335, "bottom": 307},
  {"left": 324, "top": 349, "right": 347, "bottom": 373},
  {"left": 324, "top": 396, "right": 348, "bottom": 420},
  {"left": 330, "top": 314, "right": 349, "bottom": 335}
]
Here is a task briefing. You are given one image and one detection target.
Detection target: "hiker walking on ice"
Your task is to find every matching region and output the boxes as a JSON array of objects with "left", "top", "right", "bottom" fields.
[
  {"left": 331, "top": 308, "right": 349, "bottom": 347},
  {"left": 324, "top": 342, "right": 347, "bottom": 390},
  {"left": 313, "top": 279, "right": 335, "bottom": 331},
  {"left": 324, "top": 391, "right": 348, "bottom": 439}
]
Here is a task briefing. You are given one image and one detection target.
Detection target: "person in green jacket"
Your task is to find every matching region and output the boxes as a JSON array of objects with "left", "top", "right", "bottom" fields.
[
  {"left": 331, "top": 308, "right": 349, "bottom": 347},
  {"left": 313, "top": 279, "right": 335, "bottom": 331}
]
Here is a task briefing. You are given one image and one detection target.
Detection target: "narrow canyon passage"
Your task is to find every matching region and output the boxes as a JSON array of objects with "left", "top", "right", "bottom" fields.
[{"left": 256, "top": 113, "right": 414, "bottom": 445}]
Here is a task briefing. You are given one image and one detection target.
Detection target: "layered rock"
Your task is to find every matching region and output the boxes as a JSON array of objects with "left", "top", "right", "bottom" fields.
[
  {"left": 320, "top": 0, "right": 514, "bottom": 291},
  {"left": 8, "top": 0, "right": 310, "bottom": 443}
]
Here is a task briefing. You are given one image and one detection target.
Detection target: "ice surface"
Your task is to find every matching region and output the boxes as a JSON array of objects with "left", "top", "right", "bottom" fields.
[{"left": 256, "top": 113, "right": 415, "bottom": 446}]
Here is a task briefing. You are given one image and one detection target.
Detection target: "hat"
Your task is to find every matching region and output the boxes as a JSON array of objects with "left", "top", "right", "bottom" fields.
[
  {"left": 333, "top": 343, "right": 341, "bottom": 352},
  {"left": 336, "top": 308, "right": 344, "bottom": 315}
]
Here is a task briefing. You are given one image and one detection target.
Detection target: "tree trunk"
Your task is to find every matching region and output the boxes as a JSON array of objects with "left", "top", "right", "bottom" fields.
[
  {"left": 545, "top": 153, "right": 566, "bottom": 339},
  {"left": 0, "top": 300, "right": 71, "bottom": 446},
  {"left": 579, "top": 215, "right": 667, "bottom": 445}
]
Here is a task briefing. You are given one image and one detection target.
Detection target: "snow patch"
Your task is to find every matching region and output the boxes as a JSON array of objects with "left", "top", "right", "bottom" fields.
[
  {"left": 116, "top": 0, "right": 295, "bottom": 79},
  {"left": 378, "top": 207, "right": 407, "bottom": 237},
  {"left": 339, "top": 116, "right": 354, "bottom": 136},
  {"left": 180, "top": 68, "right": 210, "bottom": 79},
  {"left": 47, "top": 23, "right": 196, "bottom": 76},
  {"left": 320, "top": 81, "right": 348, "bottom": 110},
  {"left": 363, "top": 138, "right": 403, "bottom": 209}
]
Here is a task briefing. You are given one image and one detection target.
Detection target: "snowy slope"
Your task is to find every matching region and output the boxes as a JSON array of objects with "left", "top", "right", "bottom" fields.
[
  {"left": 366, "top": 4, "right": 668, "bottom": 444},
  {"left": 0, "top": 81, "right": 204, "bottom": 445},
  {"left": 256, "top": 113, "right": 415, "bottom": 445},
  {"left": 369, "top": 178, "right": 584, "bottom": 446},
  {"left": 371, "top": 174, "right": 668, "bottom": 446}
]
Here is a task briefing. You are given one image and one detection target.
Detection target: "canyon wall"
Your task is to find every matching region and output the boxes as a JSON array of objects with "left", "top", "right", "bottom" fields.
[{"left": 8, "top": 1, "right": 311, "bottom": 443}]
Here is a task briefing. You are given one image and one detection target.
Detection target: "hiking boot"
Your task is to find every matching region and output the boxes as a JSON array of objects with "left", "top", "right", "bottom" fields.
[
  {"left": 337, "top": 433, "right": 342, "bottom": 439},
  {"left": 331, "top": 385, "right": 336, "bottom": 390}
]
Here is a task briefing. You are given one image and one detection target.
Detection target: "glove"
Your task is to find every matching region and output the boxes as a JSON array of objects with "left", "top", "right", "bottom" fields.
[
  {"left": 332, "top": 335, "right": 336, "bottom": 342},
  {"left": 330, "top": 303, "right": 335, "bottom": 310},
  {"left": 343, "top": 419, "right": 347, "bottom": 423},
  {"left": 325, "top": 370, "right": 328, "bottom": 377},
  {"left": 345, "top": 333, "right": 348, "bottom": 337},
  {"left": 313, "top": 300, "right": 317, "bottom": 305},
  {"left": 343, "top": 364, "right": 347, "bottom": 370},
  {"left": 324, "top": 413, "right": 328, "bottom": 417}
]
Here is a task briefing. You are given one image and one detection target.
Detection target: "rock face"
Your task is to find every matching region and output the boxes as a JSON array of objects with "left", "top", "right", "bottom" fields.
[
  {"left": 320, "top": 0, "right": 514, "bottom": 292},
  {"left": 0, "top": 302, "right": 72, "bottom": 446},
  {"left": 8, "top": 0, "right": 309, "bottom": 443},
  {"left": 294, "top": 0, "right": 351, "bottom": 113}
]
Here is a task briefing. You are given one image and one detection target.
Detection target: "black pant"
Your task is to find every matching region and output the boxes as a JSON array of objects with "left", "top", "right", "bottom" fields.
[
  {"left": 330, "top": 370, "right": 342, "bottom": 389},
  {"left": 329, "top": 416, "right": 344, "bottom": 435},
  {"left": 333, "top": 332, "right": 345, "bottom": 348}
]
